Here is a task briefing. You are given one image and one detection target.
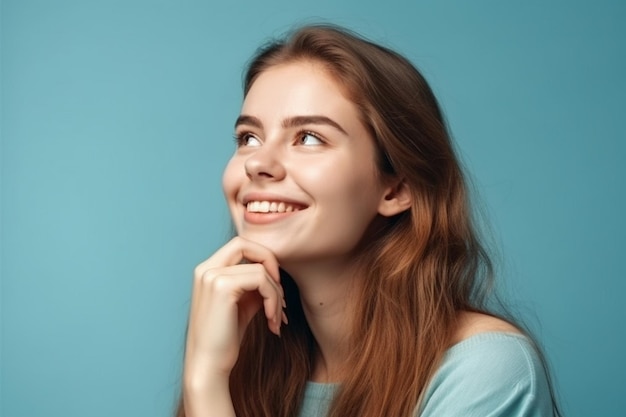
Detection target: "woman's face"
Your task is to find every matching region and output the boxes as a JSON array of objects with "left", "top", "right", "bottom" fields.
[{"left": 222, "top": 61, "right": 390, "bottom": 269}]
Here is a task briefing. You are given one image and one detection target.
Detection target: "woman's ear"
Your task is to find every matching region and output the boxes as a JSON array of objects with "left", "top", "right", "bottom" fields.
[{"left": 378, "top": 178, "right": 412, "bottom": 217}]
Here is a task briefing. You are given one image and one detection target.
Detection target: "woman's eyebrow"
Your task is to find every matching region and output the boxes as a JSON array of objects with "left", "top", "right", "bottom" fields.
[
  {"left": 234, "top": 114, "right": 263, "bottom": 129},
  {"left": 282, "top": 115, "right": 348, "bottom": 135},
  {"left": 234, "top": 114, "right": 348, "bottom": 135}
]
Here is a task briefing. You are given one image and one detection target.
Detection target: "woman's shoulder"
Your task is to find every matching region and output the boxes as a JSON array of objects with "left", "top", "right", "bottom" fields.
[
  {"left": 451, "top": 311, "right": 522, "bottom": 344},
  {"left": 444, "top": 312, "right": 541, "bottom": 386},
  {"left": 417, "top": 312, "right": 554, "bottom": 416}
]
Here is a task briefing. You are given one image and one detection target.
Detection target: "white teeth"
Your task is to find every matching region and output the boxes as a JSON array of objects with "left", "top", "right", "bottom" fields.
[{"left": 246, "top": 200, "right": 300, "bottom": 213}]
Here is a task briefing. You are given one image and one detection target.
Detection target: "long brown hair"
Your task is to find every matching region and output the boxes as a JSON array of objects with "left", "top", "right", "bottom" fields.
[{"left": 177, "top": 24, "right": 559, "bottom": 417}]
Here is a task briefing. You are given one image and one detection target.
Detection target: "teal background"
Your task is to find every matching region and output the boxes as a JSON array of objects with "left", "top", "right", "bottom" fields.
[{"left": 1, "top": 1, "right": 624, "bottom": 416}]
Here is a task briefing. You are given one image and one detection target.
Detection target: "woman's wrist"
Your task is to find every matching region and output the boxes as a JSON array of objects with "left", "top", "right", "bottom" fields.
[{"left": 183, "top": 373, "right": 234, "bottom": 417}]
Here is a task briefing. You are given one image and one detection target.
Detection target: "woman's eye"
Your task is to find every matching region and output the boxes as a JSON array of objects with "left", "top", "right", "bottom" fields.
[
  {"left": 237, "top": 133, "right": 262, "bottom": 147},
  {"left": 298, "top": 132, "right": 323, "bottom": 146}
]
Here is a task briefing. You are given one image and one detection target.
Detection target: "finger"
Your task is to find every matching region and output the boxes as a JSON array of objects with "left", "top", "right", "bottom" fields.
[
  {"left": 190, "top": 239, "right": 280, "bottom": 324},
  {"left": 204, "top": 263, "right": 284, "bottom": 298},
  {"left": 216, "top": 265, "right": 285, "bottom": 335},
  {"left": 194, "top": 264, "right": 284, "bottom": 335},
  {"left": 219, "top": 270, "right": 283, "bottom": 335},
  {"left": 195, "top": 237, "right": 280, "bottom": 283}
]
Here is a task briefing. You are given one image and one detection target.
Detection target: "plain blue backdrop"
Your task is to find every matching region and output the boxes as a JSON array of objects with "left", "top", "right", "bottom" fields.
[{"left": 1, "top": 1, "right": 624, "bottom": 416}]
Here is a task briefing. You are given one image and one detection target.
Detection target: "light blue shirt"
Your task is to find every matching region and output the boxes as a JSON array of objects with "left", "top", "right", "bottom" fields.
[{"left": 298, "top": 332, "right": 554, "bottom": 417}]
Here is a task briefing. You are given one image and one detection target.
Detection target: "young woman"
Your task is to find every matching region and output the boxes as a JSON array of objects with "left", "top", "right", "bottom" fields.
[{"left": 178, "top": 24, "right": 560, "bottom": 417}]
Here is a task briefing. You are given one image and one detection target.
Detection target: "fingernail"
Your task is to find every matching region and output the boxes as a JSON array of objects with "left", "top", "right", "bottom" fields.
[
  {"left": 282, "top": 298, "right": 287, "bottom": 308},
  {"left": 282, "top": 311, "right": 289, "bottom": 325}
]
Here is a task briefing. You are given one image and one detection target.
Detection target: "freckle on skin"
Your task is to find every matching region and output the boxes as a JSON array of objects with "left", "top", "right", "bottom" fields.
[{"left": 319, "top": 302, "right": 324, "bottom": 306}]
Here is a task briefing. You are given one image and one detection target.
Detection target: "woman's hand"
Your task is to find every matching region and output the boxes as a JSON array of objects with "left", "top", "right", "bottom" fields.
[{"left": 183, "top": 236, "right": 286, "bottom": 416}]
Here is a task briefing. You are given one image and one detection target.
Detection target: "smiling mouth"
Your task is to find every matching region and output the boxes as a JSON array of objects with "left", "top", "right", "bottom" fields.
[{"left": 246, "top": 201, "right": 306, "bottom": 213}]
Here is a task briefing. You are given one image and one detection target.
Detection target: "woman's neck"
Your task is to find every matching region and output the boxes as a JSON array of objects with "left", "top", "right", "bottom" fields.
[{"left": 283, "top": 259, "right": 358, "bottom": 383}]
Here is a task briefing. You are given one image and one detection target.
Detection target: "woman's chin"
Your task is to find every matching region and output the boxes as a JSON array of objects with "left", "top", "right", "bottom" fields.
[{"left": 235, "top": 232, "right": 289, "bottom": 259}]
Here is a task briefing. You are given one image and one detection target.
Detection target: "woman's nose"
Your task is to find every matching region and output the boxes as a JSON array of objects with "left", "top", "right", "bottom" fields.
[{"left": 244, "top": 145, "right": 286, "bottom": 181}]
